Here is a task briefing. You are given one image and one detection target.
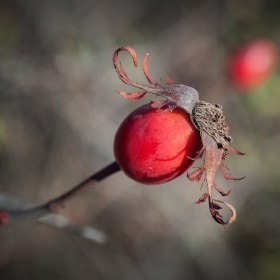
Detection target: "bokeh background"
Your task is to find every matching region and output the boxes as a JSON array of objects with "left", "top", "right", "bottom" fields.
[{"left": 0, "top": 0, "right": 280, "bottom": 279}]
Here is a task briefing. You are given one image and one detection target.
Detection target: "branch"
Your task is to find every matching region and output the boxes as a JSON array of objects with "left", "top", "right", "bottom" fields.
[{"left": 0, "top": 161, "right": 120, "bottom": 225}]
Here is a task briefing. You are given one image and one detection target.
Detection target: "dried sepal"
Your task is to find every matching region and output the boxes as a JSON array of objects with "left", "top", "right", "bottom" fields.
[
  {"left": 200, "top": 178, "right": 206, "bottom": 190},
  {"left": 213, "top": 182, "right": 231, "bottom": 196},
  {"left": 210, "top": 199, "right": 237, "bottom": 225},
  {"left": 116, "top": 90, "right": 147, "bottom": 100},
  {"left": 142, "top": 52, "right": 154, "bottom": 84},
  {"left": 212, "top": 201, "right": 222, "bottom": 210},
  {"left": 187, "top": 166, "right": 205, "bottom": 182},
  {"left": 150, "top": 99, "right": 169, "bottom": 109},
  {"left": 113, "top": 46, "right": 149, "bottom": 99},
  {"left": 227, "top": 145, "right": 246, "bottom": 155},
  {"left": 220, "top": 162, "right": 247, "bottom": 181},
  {"left": 162, "top": 104, "right": 178, "bottom": 112},
  {"left": 187, "top": 149, "right": 205, "bottom": 161},
  {"left": 113, "top": 46, "right": 138, "bottom": 68},
  {"left": 165, "top": 74, "right": 173, "bottom": 84},
  {"left": 209, "top": 204, "right": 225, "bottom": 224},
  {"left": 195, "top": 192, "right": 209, "bottom": 204}
]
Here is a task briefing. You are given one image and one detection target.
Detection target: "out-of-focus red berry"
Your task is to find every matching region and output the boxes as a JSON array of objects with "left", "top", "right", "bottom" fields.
[
  {"left": 114, "top": 103, "right": 203, "bottom": 184},
  {"left": 0, "top": 210, "right": 8, "bottom": 225},
  {"left": 228, "top": 38, "right": 278, "bottom": 91}
]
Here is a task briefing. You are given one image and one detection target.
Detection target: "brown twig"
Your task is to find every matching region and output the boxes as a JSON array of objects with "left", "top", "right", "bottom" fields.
[{"left": 1, "top": 161, "right": 120, "bottom": 223}]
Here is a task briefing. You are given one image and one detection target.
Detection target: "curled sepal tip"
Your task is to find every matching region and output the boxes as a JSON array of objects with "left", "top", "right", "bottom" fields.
[
  {"left": 113, "top": 46, "right": 138, "bottom": 69},
  {"left": 113, "top": 46, "right": 160, "bottom": 100},
  {"left": 209, "top": 199, "right": 236, "bottom": 226}
]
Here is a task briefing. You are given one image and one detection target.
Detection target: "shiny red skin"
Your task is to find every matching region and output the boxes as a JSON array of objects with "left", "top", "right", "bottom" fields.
[
  {"left": 228, "top": 38, "right": 278, "bottom": 91},
  {"left": 114, "top": 103, "right": 203, "bottom": 184}
]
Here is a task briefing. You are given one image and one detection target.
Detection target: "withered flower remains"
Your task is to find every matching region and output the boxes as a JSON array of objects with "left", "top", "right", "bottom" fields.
[{"left": 113, "top": 46, "right": 246, "bottom": 226}]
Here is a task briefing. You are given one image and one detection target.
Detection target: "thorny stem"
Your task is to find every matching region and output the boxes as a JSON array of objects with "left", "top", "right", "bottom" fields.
[{"left": 1, "top": 162, "right": 120, "bottom": 221}]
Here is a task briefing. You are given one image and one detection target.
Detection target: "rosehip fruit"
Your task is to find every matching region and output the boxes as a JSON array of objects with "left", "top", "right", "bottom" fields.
[
  {"left": 114, "top": 103, "right": 203, "bottom": 184},
  {"left": 228, "top": 38, "right": 278, "bottom": 91}
]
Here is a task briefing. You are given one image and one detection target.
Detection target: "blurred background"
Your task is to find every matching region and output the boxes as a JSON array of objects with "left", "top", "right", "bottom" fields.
[{"left": 0, "top": 0, "right": 280, "bottom": 279}]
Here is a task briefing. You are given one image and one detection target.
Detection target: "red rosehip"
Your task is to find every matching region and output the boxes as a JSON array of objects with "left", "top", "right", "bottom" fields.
[
  {"left": 228, "top": 38, "right": 278, "bottom": 91},
  {"left": 114, "top": 103, "right": 203, "bottom": 184}
]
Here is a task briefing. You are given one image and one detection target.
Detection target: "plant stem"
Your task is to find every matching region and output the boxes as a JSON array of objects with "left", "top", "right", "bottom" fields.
[{"left": 10, "top": 161, "right": 120, "bottom": 216}]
